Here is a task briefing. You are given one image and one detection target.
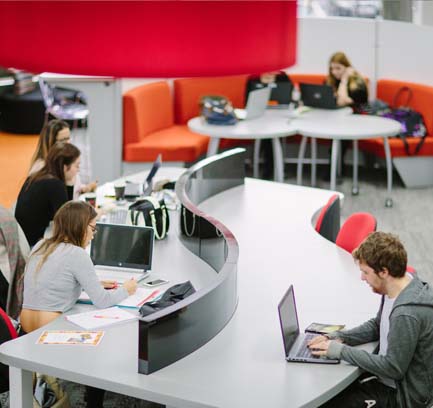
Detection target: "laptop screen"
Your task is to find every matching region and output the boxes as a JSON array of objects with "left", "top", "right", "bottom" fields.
[
  {"left": 145, "top": 154, "right": 162, "bottom": 185},
  {"left": 270, "top": 82, "right": 293, "bottom": 104},
  {"left": 91, "top": 224, "right": 154, "bottom": 270},
  {"left": 278, "top": 285, "right": 301, "bottom": 356}
]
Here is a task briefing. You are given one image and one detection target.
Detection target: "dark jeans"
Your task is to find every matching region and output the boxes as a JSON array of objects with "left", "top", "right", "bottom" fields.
[
  {"left": 85, "top": 386, "right": 105, "bottom": 408},
  {"left": 261, "top": 139, "right": 274, "bottom": 180},
  {"left": 321, "top": 374, "right": 397, "bottom": 408}
]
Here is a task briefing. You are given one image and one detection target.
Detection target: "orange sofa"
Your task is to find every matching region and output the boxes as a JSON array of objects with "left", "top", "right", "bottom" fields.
[
  {"left": 123, "top": 76, "right": 251, "bottom": 163},
  {"left": 359, "top": 79, "right": 433, "bottom": 157}
]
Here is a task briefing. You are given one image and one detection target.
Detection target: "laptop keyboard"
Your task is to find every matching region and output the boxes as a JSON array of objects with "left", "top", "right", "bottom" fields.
[
  {"left": 105, "top": 208, "right": 128, "bottom": 224},
  {"left": 295, "top": 333, "right": 318, "bottom": 359}
]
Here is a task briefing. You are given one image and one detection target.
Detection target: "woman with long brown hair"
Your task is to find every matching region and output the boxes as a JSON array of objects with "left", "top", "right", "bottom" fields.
[
  {"left": 29, "top": 119, "right": 97, "bottom": 198},
  {"left": 15, "top": 143, "right": 81, "bottom": 246},
  {"left": 326, "top": 52, "right": 368, "bottom": 108},
  {"left": 20, "top": 201, "right": 137, "bottom": 333}
]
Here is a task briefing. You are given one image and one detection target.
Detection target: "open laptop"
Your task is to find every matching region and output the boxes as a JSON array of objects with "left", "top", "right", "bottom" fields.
[
  {"left": 91, "top": 223, "right": 155, "bottom": 283},
  {"left": 300, "top": 83, "right": 340, "bottom": 110},
  {"left": 278, "top": 285, "right": 340, "bottom": 364},
  {"left": 234, "top": 86, "right": 271, "bottom": 120},
  {"left": 124, "top": 154, "right": 162, "bottom": 198},
  {"left": 267, "top": 82, "right": 294, "bottom": 109}
]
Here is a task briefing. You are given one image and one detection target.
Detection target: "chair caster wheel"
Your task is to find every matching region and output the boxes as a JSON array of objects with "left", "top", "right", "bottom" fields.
[
  {"left": 385, "top": 198, "right": 393, "bottom": 208},
  {"left": 351, "top": 187, "right": 359, "bottom": 196}
]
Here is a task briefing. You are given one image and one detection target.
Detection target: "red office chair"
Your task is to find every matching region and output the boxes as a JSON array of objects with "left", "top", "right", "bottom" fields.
[
  {"left": 336, "top": 212, "right": 377, "bottom": 253},
  {"left": 315, "top": 194, "right": 340, "bottom": 243},
  {"left": 0, "top": 306, "right": 18, "bottom": 393}
]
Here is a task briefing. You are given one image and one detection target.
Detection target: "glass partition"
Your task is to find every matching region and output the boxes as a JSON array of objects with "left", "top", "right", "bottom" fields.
[{"left": 138, "top": 148, "right": 245, "bottom": 374}]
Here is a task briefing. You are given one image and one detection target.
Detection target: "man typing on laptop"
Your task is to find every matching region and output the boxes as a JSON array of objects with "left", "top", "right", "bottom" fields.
[{"left": 308, "top": 232, "right": 433, "bottom": 408}]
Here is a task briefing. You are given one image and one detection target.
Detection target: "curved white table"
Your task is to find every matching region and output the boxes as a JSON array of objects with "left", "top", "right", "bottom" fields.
[
  {"left": 0, "top": 178, "right": 380, "bottom": 408},
  {"left": 294, "top": 114, "right": 401, "bottom": 206}
]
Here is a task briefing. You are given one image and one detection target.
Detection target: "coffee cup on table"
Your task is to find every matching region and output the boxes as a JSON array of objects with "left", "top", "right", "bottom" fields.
[
  {"left": 84, "top": 193, "right": 97, "bottom": 208},
  {"left": 114, "top": 183, "right": 126, "bottom": 201}
]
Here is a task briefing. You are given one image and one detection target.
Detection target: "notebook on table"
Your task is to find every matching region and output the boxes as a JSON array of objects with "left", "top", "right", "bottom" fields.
[
  {"left": 300, "top": 83, "right": 341, "bottom": 110},
  {"left": 278, "top": 285, "right": 340, "bottom": 364},
  {"left": 91, "top": 223, "right": 154, "bottom": 283},
  {"left": 234, "top": 86, "right": 271, "bottom": 120}
]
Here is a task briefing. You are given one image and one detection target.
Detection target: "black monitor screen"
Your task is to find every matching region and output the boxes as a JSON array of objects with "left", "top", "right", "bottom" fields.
[{"left": 91, "top": 224, "right": 154, "bottom": 270}]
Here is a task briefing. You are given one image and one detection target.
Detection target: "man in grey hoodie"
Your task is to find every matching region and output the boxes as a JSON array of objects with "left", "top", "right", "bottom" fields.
[{"left": 309, "top": 232, "right": 433, "bottom": 408}]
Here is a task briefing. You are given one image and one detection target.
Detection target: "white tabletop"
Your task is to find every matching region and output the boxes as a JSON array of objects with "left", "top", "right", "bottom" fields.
[
  {"left": 294, "top": 114, "right": 401, "bottom": 140},
  {"left": 0, "top": 179, "right": 380, "bottom": 408}
]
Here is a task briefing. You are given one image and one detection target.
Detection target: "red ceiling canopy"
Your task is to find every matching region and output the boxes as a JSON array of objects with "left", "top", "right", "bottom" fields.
[{"left": 0, "top": 1, "right": 297, "bottom": 77}]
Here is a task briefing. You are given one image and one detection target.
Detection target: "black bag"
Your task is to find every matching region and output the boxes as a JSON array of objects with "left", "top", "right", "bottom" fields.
[
  {"left": 200, "top": 95, "right": 237, "bottom": 125},
  {"left": 128, "top": 197, "right": 169, "bottom": 240},
  {"left": 180, "top": 206, "right": 223, "bottom": 239},
  {"left": 379, "top": 87, "right": 427, "bottom": 155},
  {"left": 139, "top": 281, "right": 196, "bottom": 317}
]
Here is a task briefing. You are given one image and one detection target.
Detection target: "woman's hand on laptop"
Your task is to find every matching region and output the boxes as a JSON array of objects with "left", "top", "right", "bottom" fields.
[{"left": 123, "top": 278, "right": 138, "bottom": 295}]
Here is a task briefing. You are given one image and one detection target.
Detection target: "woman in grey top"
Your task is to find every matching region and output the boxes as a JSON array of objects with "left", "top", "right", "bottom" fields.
[{"left": 20, "top": 201, "right": 137, "bottom": 333}]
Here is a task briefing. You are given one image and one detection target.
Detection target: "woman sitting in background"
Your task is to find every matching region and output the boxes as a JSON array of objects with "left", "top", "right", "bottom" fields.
[
  {"left": 29, "top": 119, "right": 97, "bottom": 198},
  {"left": 326, "top": 51, "right": 368, "bottom": 109},
  {"left": 20, "top": 201, "right": 137, "bottom": 333},
  {"left": 15, "top": 143, "right": 80, "bottom": 246}
]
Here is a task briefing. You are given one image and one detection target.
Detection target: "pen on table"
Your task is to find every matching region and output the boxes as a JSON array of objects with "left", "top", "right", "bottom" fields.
[{"left": 93, "top": 315, "right": 121, "bottom": 319}]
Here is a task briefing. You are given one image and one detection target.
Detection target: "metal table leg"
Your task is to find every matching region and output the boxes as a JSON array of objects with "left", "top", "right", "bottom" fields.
[
  {"left": 297, "top": 136, "right": 308, "bottom": 185},
  {"left": 272, "top": 137, "right": 284, "bottom": 183},
  {"left": 330, "top": 139, "right": 340, "bottom": 191},
  {"left": 206, "top": 137, "right": 220, "bottom": 157},
  {"left": 383, "top": 137, "right": 393, "bottom": 207},
  {"left": 253, "top": 139, "right": 261, "bottom": 178},
  {"left": 352, "top": 140, "right": 359, "bottom": 195},
  {"left": 10, "top": 367, "right": 33, "bottom": 408},
  {"left": 311, "top": 138, "right": 317, "bottom": 187}
]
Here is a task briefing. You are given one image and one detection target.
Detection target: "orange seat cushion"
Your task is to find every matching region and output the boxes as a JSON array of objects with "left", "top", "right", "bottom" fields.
[
  {"left": 288, "top": 73, "right": 326, "bottom": 86},
  {"left": 359, "top": 79, "right": 433, "bottom": 158},
  {"left": 173, "top": 75, "right": 248, "bottom": 124},
  {"left": 123, "top": 125, "right": 209, "bottom": 162},
  {"left": 123, "top": 81, "right": 174, "bottom": 146}
]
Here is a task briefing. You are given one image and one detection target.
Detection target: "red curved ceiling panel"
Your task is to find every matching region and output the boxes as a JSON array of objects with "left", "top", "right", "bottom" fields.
[{"left": 0, "top": 1, "right": 297, "bottom": 77}]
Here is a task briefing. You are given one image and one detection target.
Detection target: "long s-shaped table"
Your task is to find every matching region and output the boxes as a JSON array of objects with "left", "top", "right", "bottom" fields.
[{"left": 0, "top": 177, "right": 379, "bottom": 408}]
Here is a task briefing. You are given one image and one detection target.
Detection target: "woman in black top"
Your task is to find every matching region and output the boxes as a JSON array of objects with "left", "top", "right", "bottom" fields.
[
  {"left": 326, "top": 52, "right": 368, "bottom": 109},
  {"left": 15, "top": 143, "right": 81, "bottom": 247}
]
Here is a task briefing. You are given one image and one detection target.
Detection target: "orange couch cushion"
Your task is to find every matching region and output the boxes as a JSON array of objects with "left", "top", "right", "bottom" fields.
[
  {"left": 288, "top": 73, "right": 326, "bottom": 86},
  {"left": 123, "top": 81, "right": 174, "bottom": 145},
  {"left": 123, "top": 125, "right": 209, "bottom": 162},
  {"left": 359, "top": 79, "right": 433, "bottom": 157},
  {"left": 173, "top": 75, "right": 248, "bottom": 124}
]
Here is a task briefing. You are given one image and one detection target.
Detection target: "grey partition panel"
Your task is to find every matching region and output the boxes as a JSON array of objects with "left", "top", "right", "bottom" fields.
[{"left": 138, "top": 148, "right": 245, "bottom": 374}]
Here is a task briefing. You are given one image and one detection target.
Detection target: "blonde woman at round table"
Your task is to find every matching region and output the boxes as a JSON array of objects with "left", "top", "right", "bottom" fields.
[
  {"left": 20, "top": 201, "right": 137, "bottom": 333},
  {"left": 326, "top": 51, "right": 368, "bottom": 110}
]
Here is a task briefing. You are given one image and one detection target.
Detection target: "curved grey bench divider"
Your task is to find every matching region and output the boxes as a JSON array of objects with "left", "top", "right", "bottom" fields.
[{"left": 138, "top": 148, "right": 245, "bottom": 374}]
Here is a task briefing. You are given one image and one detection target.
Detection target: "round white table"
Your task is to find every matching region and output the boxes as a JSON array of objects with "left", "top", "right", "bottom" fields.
[
  {"left": 293, "top": 114, "right": 401, "bottom": 207},
  {"left": 188, "top": 111, "right": 298, "bottom": 183}
]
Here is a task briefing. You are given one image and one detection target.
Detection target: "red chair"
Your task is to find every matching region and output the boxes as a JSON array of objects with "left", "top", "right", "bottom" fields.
[
  {"left": 315, "top": 194, "right": 340, "bottom": 243},
  {"left": 336, "top": 212, "right": 377, "bottom": 253},
  {"left": 0, "top": 306, "right": 18, "bottom": 393}
]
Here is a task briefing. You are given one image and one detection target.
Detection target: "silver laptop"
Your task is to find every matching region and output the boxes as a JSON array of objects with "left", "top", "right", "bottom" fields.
[
  {"left": 90, "top": 223, "right": 155, "bottom": 283},
  {"left": 234, "top": 86, "right": 271, "bottom": 120},
  {"left": 124, "top": 154, "right": 162, "bottom": 198},
  {"left": 278, "top": 285, "right": 340, "bottom": 364}
]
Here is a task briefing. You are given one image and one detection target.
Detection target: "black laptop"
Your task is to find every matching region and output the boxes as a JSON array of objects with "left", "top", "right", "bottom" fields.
[
  {"left": 278, "top": 285, "right": 340, "bottom": 364},
  {"left": 267, "top": 82, "right": 294, "bottom": 109},
  {"left": 300, "top": 83, "right": 340, "bottom": 110}
]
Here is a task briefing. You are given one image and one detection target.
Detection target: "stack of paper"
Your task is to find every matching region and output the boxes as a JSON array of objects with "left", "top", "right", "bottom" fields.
[
  {"left": 78, "top": 287, "right": 163, "bottom": 308},
  {"left": 66, "top": 307, "right": 137, "bottom": 330}
]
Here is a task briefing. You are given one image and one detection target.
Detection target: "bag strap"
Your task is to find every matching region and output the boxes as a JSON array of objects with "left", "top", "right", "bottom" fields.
[
  {"left": 393, "top": 86, "right": 412, "bottom": 108},
  {"left": 143, "top": 197, "right": 167, "bottom": 239},
  {"left": 182, "top": 207, "right": 196, "bottom": 237}
]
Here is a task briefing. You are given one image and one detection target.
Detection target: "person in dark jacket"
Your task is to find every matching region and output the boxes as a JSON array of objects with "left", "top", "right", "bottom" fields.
[
  {"left": 15, "top": 143, "right": 81, "bottom": 247},
  {"left": 309, "top": 232, "right": 433, "bottom": 408}
]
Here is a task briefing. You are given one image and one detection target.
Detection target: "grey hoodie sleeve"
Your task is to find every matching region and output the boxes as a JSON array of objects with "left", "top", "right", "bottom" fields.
[
  {"left": 328, "top": 313, "right": 421, "bottom": 381},
  {"left": 327, "top": 309, "right": 381, "bottom": 346}
]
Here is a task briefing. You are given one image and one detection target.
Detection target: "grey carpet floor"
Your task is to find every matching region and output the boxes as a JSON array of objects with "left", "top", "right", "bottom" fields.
[{"left": 1, "top": 164, "right": 431, "bottom": 407}]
